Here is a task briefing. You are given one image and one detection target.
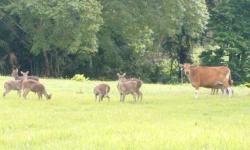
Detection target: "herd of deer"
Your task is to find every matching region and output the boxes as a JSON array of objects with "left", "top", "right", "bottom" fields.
[
  {"left": 2, "top": 69, "right": 143, "bottom": 102},
  {"left": 3, "top": 69, "right": 51, "bottom": 100}
]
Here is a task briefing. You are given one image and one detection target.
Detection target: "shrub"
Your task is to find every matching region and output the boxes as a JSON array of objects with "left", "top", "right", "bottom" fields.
[{"left": 71, "top": 74, "right": 89, "bottom": 82}]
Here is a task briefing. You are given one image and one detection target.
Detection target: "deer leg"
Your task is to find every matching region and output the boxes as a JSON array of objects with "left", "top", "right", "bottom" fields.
[
  {"left": 17, "top": 90, "right": 21, "bottom": 97},
  {"left": 132, "top": 93, "right": 137, "bottom": 102},
  {"left": 23, "top": 89, "right": 30, "bottom": 99},
  {"left": 98, "top": 95, "right": 101, "bottom": 102},
  {"left": 100, "top": 95, "right": 104, "bottom": 101},
  {"left": 95, "top": 94, "right": 98, "bottom": 102},
  {"left": 120, "top": 93, "right": 123, "bottom": 102},
  {"left": 122, "top": 94, "right": 125, "bottom": 102},
  {"left": 139, "top": 91, "right": 143, "bottom": 102},
  {"left": 38, "top": 93, "right": 42, "bottom": 100},
  {"left": 3, "top": 88, "right": 10, "bottom": 97},
  {"left": 106, "top": 95, "right": 110, "bottom": 102}
]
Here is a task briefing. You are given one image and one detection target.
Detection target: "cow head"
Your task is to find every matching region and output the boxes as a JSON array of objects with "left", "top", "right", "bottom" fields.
[{"left": 182, "top": 63, "right": 191, "bottom": 75}]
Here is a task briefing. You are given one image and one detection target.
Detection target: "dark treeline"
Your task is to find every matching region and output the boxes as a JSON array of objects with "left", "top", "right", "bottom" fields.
[{"left": 0, "top": 0, "right": 250, "bottom": 83}]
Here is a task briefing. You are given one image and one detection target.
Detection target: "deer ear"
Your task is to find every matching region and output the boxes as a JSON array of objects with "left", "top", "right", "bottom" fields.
[
  {"left": 179, "top": 64, "right": 183, "bottom": 67},
  {"left": 123, "top": 73, "right": 126, "bottom": 76},
  {"left": 117, "top": 73, "right": 120, "bottom": 76},
  {"left": 26, "top": 71, "right": 29, "bottom": 74},
  {"left": 21, "top": 71, "right": 24, "bottom": 75}
]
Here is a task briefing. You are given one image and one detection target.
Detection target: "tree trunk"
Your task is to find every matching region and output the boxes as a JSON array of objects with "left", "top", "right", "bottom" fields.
[{"left": 43, "top": 50, "right": 50, "bottom": 76}]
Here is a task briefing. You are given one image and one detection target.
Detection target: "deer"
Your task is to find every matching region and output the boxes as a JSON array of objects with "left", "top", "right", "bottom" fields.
[
  {"left": 93, "top": 83, "right": 110, "bottom": 102},
  {"left": 2, "top": 71, "right": 30, "bottom": 98},
  {"left": 3, "top": 80, "right": 23, "bottom": 97},
  {"left": 117, "top": 73, "right": 143, "bottom": 102},
  {"left": 20, "top": 71, "right": 51, "bottom": 100},
  {"left": 11, "top": 68, "right": 39, "bottom": 81}
]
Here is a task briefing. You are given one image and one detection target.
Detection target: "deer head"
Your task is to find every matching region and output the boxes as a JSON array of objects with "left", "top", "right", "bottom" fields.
[
  {"left": 117, "top": 73, "right": 127, "bottom": 81},
  {"left": 21, "top": 71, "right": 29, "bottom": 80}
]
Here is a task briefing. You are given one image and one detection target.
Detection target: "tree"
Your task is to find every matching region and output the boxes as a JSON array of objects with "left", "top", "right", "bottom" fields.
[
  {"left": 4, "top": 0, "right": 103, "bottom": 75},
  {"left": 202, "top": 0, "right": 250, "bottom": 83}
]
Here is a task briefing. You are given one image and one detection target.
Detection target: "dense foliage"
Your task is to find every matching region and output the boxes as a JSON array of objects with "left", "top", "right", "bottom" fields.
[
  {"left": 0, "top": 0, "right": 249, "bottom": 83},
  {"left": 201, "top": 0, "right": 250, "bottom": 84}
]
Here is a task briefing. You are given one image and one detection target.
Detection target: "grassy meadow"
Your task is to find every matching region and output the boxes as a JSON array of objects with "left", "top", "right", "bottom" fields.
[{"left": 0, "top": 76, "right": 250, "bottom": 150}]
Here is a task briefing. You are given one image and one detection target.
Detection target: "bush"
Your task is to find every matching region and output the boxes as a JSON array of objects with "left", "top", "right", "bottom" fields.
[
  {"left": 71, "top": 74, "right": 89, "bottom": 82},
  {"left": 244, "top": 83, "right": 250, "bottom": 88}
]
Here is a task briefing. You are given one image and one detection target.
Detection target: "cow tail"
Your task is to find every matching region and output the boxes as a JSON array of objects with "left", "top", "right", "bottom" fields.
[{"left": 228, "top": 71, "right": 233, "bottom": 86}]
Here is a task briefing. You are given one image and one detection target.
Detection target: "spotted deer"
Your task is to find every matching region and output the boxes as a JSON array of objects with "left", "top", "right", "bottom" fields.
[
  {"left": 22, "top": 80, "right": 52, "bottom": 100},
  {"left": 117, "top": 73, "right": 143, "bottom": 102},
  {"left": 2, "top": 71, "right": 29, "bottom": 97},
  {"left": 93, "top": 83, "right": 110, "bottom": 102}
]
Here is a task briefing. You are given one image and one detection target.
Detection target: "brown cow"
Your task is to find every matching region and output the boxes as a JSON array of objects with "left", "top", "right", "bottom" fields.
[{"left": 181, "top": 63, "right": 233, "bottom": 98}]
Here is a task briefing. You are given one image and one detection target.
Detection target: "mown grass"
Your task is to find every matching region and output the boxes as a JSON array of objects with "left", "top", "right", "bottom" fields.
[{"left": 0, "top": 76, "right": 250, "bottom": 150}]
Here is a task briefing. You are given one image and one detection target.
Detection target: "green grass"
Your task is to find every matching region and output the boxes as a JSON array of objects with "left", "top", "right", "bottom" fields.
[{"left": 0, "top": 76, "right": 250, "bottom": 150}]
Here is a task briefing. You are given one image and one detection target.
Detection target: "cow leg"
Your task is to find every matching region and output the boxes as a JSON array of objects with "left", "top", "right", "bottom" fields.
[
  {"left": 194, "top": 88, "right": 199, "bottom": 99},
  {"left": 227, "top": 87, "right": 233, "bottom": 97},
  {"left": 216, "top": 88, "right": 220, "bottom": 95},
  {"left": 220, "top": 88, "right": 224, "bottom": 95},
  {"left": 223, "top": 88, "right": 227, "bottom": 96},
  {"left": 223, "top": 85, "right": 230, "bottom": 96},
  {"left": 211, "top": 88, "right": 214, "bottom": 95}
]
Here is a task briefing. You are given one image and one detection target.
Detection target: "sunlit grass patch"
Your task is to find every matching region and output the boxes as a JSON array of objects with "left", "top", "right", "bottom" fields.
[{"left": 0, "top": 76, "right": 250, "bottom": 149}]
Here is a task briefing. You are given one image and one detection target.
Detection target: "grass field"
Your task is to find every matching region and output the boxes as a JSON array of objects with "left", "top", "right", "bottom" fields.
[{"left": 0, "top": 76, "right": 250, "bottom": 150}]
